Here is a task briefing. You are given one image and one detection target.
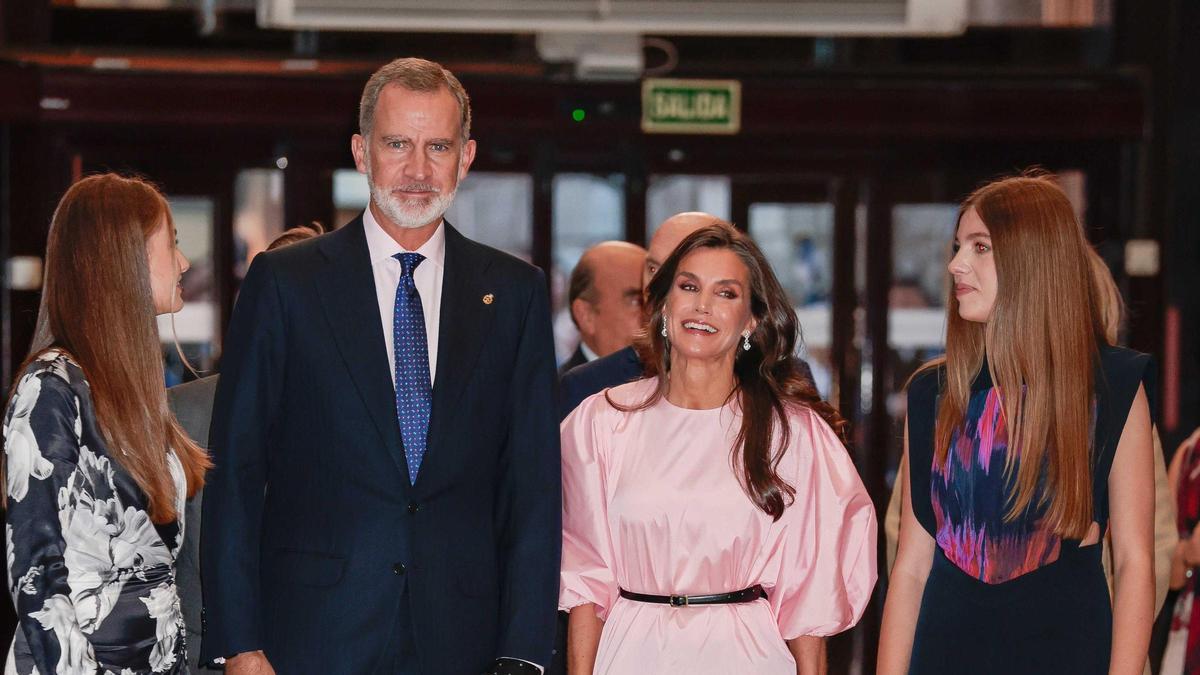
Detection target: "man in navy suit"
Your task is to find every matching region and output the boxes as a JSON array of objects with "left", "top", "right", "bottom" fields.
[{"left": 201, "top": 57, "right": 561, "bottom": 675}]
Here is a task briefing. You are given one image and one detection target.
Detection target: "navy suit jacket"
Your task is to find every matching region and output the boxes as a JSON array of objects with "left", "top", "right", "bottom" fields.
[
  {"left": 556, "top": 345, "right": 643, "bottom": 421},
  {"left": 200, "top": 216, "right": 561, "bottom": 674}
]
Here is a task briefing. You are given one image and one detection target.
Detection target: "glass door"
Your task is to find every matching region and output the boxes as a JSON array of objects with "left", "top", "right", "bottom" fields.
[{"left": 732, "top": 178, "right": 860, "bottom": 423}]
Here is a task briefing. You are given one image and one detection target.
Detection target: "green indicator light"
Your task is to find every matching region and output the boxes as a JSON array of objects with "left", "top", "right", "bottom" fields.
[{"left": 572, "top": 108, "right": 586, "bottom": 122}]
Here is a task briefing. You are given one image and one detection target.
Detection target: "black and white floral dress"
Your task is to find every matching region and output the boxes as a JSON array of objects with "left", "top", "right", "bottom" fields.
[{"left": 3, "top": 351, "right": 187, "bottom": 675}]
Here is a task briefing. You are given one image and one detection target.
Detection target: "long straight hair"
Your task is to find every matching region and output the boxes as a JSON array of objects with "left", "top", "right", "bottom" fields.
[
  {"left": 614, "top": 222, "right": 846, "bottom": 521},
  {"left": 931, "top": 173, "right": 1104, "bottom": 538},
  {"left": 10, "top": 173, "right": 210, "bottom": 524}
]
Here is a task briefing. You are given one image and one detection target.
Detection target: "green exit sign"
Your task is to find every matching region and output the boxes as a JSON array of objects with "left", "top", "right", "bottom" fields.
[{"left": 642, "top": 78, "right": 741, "bottom": 135}]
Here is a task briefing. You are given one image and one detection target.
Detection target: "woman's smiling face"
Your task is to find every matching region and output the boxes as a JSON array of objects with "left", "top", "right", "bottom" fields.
[{"left": 663, "top": 247, "right": 756, "bottom": 362}]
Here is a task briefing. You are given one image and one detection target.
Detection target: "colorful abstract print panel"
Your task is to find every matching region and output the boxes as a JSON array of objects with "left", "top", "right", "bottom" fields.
[{"left": 931, "top": 386, "right": 1061, "bottom": 584}]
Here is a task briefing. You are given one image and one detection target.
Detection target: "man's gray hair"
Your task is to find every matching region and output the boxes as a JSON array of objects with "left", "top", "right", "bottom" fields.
[{"left": 359, "top": 57, "right": 471, "bottom": 142}]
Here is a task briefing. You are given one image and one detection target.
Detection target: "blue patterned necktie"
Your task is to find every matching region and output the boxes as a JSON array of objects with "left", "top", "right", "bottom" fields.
[{"left": 393, "top": 252, "right": 431, "bottom": 484}]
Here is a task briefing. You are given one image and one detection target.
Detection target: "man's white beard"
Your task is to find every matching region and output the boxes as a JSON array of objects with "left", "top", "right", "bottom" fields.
[{"left": 369, "top": 176, "right": 457, "bottom": 230}]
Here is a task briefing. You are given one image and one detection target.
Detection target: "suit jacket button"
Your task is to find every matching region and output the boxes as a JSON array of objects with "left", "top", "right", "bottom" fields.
[
  {"left": 393, "top": 563, "right": 407, "bottom": 575},
  {"left": 407, "top": 501, "right": 420, "bottom": 514}
]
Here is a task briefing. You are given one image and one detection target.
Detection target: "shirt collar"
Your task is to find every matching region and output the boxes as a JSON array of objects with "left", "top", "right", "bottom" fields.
[
  {"left": 362, "top": 206, "right": 446, "bottom": 268},
  {"left": 579, "top": 342, "right": 600, "bottom": 362}
]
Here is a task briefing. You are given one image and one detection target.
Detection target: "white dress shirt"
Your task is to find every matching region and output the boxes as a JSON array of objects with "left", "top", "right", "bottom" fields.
[{"left": 362, "top": 207, "right": 444, "bottom": 387}]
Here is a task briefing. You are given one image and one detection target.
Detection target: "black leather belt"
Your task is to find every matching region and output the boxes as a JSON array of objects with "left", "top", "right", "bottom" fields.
[{"left": 619, "top": 584, "right": 767, "bottom": 607}]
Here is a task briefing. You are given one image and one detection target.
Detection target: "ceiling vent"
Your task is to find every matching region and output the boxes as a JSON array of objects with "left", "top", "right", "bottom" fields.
[{"left": 257, "top": 0, "right": 969, "bottom": 37}]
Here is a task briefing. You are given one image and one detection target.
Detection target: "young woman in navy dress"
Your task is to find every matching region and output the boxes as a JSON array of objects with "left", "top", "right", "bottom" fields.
[{"left": 879, "top": 173, "right": 1155, "bottom": 674}]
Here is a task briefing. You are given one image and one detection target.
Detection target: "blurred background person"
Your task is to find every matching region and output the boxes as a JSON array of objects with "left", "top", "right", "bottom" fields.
[
  {"left": 167, "top": 221, "right": 324, "bottom": 675},
  {"left": 560, "top": 240, "right": 647, "bottom": 376},
  {"left": 560, "top": 222, "right": 876, "bottom": 674},
  {"left": 880, "top": 173, "right": 1155, "bottom": 674},
  {"left": 3, "top": 174, "right": 211, "bottom": 674},
  {"left": 1162, "top": 425, "right": 1200, "bottom": 673}
]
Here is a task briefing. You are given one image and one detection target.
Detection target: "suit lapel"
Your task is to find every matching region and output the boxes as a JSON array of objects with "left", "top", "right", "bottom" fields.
[
  {"left": 314, "top": 217, "right": 411, "bottom": 485},
  {"left": 420, "top": 224, "right": 496, "bottom": 487}
]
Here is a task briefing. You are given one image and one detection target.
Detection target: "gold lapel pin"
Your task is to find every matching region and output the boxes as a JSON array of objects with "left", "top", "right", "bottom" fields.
[{"left": 482, "top": 293, "right": 494, "bottom": 305}]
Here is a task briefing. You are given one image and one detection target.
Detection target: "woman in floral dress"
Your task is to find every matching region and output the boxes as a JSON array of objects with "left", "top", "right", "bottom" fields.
[{"left": 2, "top": 174, "right": 211, "bottom": 674}]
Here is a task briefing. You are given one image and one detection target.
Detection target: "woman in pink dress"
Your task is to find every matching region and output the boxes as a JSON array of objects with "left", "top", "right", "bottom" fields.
[{"left": 559, "top": 221, "right": 877, "bottom": 674}]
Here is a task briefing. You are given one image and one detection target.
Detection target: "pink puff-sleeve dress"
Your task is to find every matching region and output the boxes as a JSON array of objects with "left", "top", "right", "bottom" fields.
[{"left": 559, "top": 378, "right": 877, "bottom": 674}]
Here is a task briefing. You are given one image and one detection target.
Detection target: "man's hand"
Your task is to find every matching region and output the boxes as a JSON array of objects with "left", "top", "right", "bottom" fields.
[{"left": 225, "top": 650, "right": 276, "bottom": 675}]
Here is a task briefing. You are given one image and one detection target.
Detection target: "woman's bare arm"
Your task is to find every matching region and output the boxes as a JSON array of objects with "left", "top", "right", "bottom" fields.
[
  {"left": 787, "top": 636, "right": 826, "bottom": 675},
  {"left": 1108, "top": 385, "right": 1155, "bottom": 675},
  {"left": 877, "top": 421, "right": 936, "bottom": 674},
  {"left": 567, "top": 605, "right": 604, "bottom": 675}
]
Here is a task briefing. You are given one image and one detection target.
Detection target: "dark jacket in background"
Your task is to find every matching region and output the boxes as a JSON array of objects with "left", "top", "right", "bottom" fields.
[
  {"left": 167, "top": 374, "right": 222, "bottom": 674},
  {"left": 556, "top": 345, "right": 642, "bottom": 421},
  {"left": 556, "top": 346, "right": 588, "bottom": 380}
]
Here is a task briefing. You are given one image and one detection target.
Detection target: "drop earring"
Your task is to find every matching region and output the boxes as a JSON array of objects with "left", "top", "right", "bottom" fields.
[
  {"left": 742, "top": 331, "right": 751, "bottom": 351},
  {"left": 661, "top": 315, "right": 669, "bottom": 337}
]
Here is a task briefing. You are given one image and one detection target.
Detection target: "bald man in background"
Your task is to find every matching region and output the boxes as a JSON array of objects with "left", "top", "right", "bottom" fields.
[
  {"left": 559, "top": 241, "right": 647, "bottom": 377},
  {"left": 557, "top": 212, "right": 723, "bottom": 419}
]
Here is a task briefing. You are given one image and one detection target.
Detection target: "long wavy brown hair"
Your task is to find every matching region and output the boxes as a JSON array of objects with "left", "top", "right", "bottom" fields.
[
  {"left": 6, "top": 173, "right": 211, "bottom": 524},
  {"left": 926, "top": 172, "right": 1105, "bottom": 538},
  {"left": 612, "top": 221, "right": 847, "bottom": 520}
]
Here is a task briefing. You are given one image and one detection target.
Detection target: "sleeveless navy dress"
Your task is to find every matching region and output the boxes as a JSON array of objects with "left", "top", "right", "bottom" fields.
[{"left": 906, "top": 344, "right": 1153, "bottom": 674}]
